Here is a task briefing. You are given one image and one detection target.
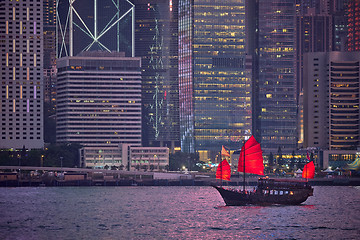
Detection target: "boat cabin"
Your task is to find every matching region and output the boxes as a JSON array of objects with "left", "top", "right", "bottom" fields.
[{"left": 257, "top": 177, "right": 312, "bottom": 190}]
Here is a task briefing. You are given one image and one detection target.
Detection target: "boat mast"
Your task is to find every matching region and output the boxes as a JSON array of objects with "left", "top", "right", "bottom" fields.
[
  {"left": 220, "top": 151, "right": 223, "bottom": 186},
  {"left": 243, "top": 139, "right": 245, "bottom": 192}
]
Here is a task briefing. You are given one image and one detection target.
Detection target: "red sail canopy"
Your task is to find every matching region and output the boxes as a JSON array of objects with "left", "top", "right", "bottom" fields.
[
  {"left": 216, "top": 159, "right": 231, "bottom": 181},
  {"left": 302, "top": 161, "right": 315, "bottom": 179},
  {"left": 237, "top": 135, "right": 264, "bottom": 175}
]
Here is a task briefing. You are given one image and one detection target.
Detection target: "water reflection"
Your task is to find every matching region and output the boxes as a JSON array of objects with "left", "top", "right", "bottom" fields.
[{"left": 0, "top": 186, "right": 359, "bottom": 240}]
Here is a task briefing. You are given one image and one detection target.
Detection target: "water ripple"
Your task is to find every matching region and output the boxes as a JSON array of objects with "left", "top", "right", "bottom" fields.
[{"left": 0, "top": 186, "right": 359, "bottom": 239}]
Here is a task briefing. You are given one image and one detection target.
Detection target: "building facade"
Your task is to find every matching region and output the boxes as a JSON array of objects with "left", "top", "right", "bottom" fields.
[
  {"left": 129, "top": 146, "right": 169, "bottom": 171},
  {"left": 0, "top": 0, "right": 44, "bottom": 149},
  {"left": 79, "top": 144, "right": 169, "bottom": 170},
  {"left": 303, "top": 52, "right": 330, "bottom": 149},
  {"left": 257, "top": 0, "right": 297, "bottom": 153},
  {"left": 134, "top": 0, "right": 180, "bottom": 152},
  {"left": 303, "top": 51, "right": 360, "bottom": 150},
  {"left": 56, "top": 52, "right": 142, "bottom": 150},
  {"left": 43, "top": 0, "right": 57, "bottom": 104},
  {"left": 295, "top": 1, "right": 333, "bottom": 147},
  {"left": 179, "top": 0, "right": 252, "bottom": 159}
]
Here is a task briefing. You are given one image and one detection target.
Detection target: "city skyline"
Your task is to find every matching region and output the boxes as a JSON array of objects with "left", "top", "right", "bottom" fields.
[{"left": 1, "top": 0, "right": 359, "bottom": 169}]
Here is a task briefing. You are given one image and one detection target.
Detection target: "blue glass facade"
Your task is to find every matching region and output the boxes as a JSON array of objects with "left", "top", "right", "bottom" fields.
[
  {"left": 179, "top": 0, "right": 251, "bottom": 155},
  {"left": 179, "top": 0, "right": 195, "bottom": 153},
  {"left": 258, "top": 0, "right": 297, "bottom": 153}
]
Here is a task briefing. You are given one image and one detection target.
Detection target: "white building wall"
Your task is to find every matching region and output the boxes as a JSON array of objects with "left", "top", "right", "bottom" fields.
[{"left": 56, "top": 52, "right": 142, "bottom": 148}]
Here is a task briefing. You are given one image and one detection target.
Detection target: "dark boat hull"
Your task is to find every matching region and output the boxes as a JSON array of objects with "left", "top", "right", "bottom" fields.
[{"left": 212, "top": 185, "right": 313, "bottom": 206}]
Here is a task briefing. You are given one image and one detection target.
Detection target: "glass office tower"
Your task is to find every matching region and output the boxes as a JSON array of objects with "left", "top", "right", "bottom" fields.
[
  {"left": 258, "top": 0, "right": 297, "bottom": 153},
  {"left": 179, "top": 0, "right": 251, "bottom": 158},
  {"left": 134, "top": 0, "right": 180, "bottom": 152}
]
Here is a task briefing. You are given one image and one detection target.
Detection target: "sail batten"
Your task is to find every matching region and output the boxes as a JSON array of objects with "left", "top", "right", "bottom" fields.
[
  {"left": 237, "top": 135, "right": 264, "bottom": 175},
  {"left": 216, "top": 159, "right": 231, "bottom": 181}
]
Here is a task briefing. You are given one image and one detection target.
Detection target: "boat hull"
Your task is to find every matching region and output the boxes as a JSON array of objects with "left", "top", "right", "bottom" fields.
[{"left": 212, "top": 185, "right": 313, "bottom": 206}]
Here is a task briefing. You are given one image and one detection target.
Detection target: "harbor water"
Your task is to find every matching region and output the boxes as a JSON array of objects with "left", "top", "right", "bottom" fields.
[{"left": 0, "top": 186, "right": 359, "bottom": 239}]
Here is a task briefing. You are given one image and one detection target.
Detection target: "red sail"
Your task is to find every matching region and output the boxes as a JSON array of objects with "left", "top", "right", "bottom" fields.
[
  {"left": 216, "top": 159, "right": 231, "bottom": 181},
  {"left": 302, "top": 161, "right": 315, "bottom": 179},
  {"left": 237, "top": 135, "right": 264, "bottom": 175}
]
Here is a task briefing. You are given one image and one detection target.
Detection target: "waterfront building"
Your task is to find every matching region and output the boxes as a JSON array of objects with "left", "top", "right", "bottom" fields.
[
  {"left": 134, "top": 0, "right": 180, "bottom": 152},
  {"left": 321, "top": 149, "right": 359, "bottom": 169},
  {"left": 56, "top": 52, "right": 142, "bottom": 167},
  {"left": 128, "top": 145, "right": 169, "bottom": 171},
  {"left": 79, "top": 144, "right": 169, "bottom": 170},
  {"left": 257, "top": 0, "right": 297, "bottom": 153},
  {"left": 179, "top": 0, "right": 252, "bottom": 159},
  {"left": 79, "top": 146, "right": 124, "bottom": 169},
  {"left": 303, "top": 51, "right": 360, "bottom": 150},
  {"left": 56, "top": 0, "right": 135, "bottom": 58},
  {"left": 0, "top": 0, "right": 44, "bottom": 149}
]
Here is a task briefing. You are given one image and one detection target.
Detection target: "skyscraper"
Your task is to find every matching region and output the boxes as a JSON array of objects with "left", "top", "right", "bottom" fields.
[
  {"left": 56, "top": 0, "right": 135, "bottom": 58},
  {"left": 0, "top": 0, "right": 44, "bottom": 149},
  {"left": 56, "top": 52, "right": 142, "bottom": 150},
  {"left": 295, "top": 0, "right": 333, "bottom": 147},
  {"left": 296, "top": 1, "right": 332, "bottom": 91},
  {"left": 179, "top": 0, "right": 251, "bottom": 159},
  {"left": 303, "top": 51, "right": 360, "bottom": 150},
  {"left": 257, "top": 0, "right": 297, "bottom": 153},
  {"left": 134, "top": 0, "right": 180, "bottom": 152}
]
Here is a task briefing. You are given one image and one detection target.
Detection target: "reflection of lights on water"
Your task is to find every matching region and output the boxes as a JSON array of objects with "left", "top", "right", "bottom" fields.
[{"left": 301, "top": 205, "right": 315, "bottom": 209}]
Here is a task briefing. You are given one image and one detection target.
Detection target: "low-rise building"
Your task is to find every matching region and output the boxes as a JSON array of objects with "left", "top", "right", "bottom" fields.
[
  {"left": 80, "top": 144, "right": 169, "bottom": 171},
  {"left": 129, "top": 146, "right": 169, "bottom": 171}
]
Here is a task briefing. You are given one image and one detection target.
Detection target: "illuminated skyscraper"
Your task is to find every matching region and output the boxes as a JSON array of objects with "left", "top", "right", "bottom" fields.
[
  {"left": 179, "top": 0, "right": 252, "bottom": 157},
  {"left": 258, "top": 0, "right": 297, "bottom": 153},
  {"left": 134, "top": 0, "right": 180, "bottom": 152},
  {"left": 56, "top": 0, "right": 135, "bottom": 57},
  {"left": 0, "top": 0, "right": 44, "bottom": 149}
]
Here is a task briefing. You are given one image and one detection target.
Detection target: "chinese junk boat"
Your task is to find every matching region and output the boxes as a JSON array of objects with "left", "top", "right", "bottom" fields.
[{"left": 213, "top": 136, "right": 314, "bottom": 205}]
